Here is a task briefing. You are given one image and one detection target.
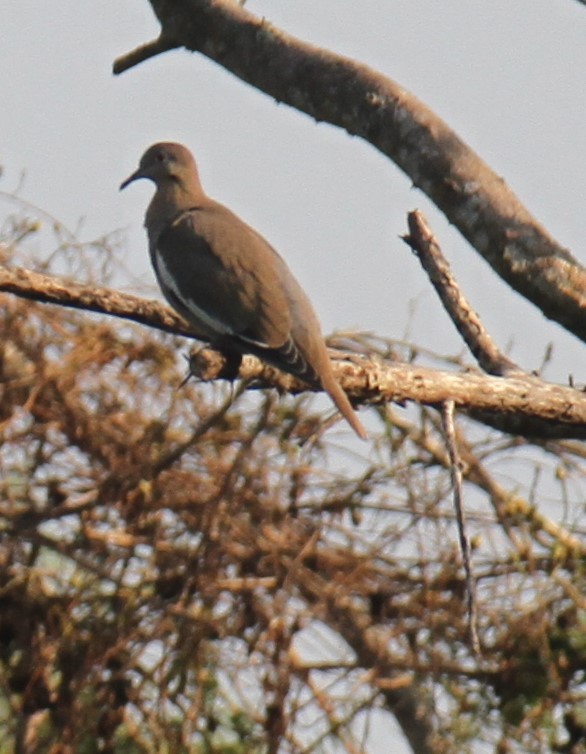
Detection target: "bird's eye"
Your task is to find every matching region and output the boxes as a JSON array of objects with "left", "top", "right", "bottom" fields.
[{"left": 156, "top": 151, "right": 166, "bottom": 162}]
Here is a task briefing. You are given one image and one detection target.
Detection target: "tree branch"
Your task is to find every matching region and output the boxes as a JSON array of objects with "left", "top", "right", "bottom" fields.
[
  {"left": 191, "top": 348, "right": 586, "bottom": 439},
  {"left": 112, "top": 35, "right": 178, "bottom": 75},
  {"left": 441, "top": 401, "right": 480, "bottom": 656},
  {"left": 0, "top": 264, "right": 193, "bottom": 337},
  {"left": 2, "top": 264, "right": 584, "bottom": 438},
  {"left": 403, "top": 210, "right": 523, "bottom": 378},
  {"left": 114, "top": 0, "right": 586, "bottom": 342}
]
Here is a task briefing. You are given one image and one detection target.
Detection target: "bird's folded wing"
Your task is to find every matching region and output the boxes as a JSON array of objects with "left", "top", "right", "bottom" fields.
[
  {"left": 155, "top": 207, "right": 321, "bottom": 387},
  {"left": 154, "top": 206, "right": 291, "bottom": 346}
]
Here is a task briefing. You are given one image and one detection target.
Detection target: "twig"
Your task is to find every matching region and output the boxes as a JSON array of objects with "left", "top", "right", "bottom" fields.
[
  {"left": 441, "top": 400, "right": 480, "bottom": 656},
  {"left": 113, "top": 36, "right": 179, "bottom": 75}
]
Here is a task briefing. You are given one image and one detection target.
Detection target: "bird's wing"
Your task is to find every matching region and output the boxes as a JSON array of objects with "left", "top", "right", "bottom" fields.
[
  {"left": 153, "top": 205, "right": 289, "bottom": 343},
  {"left": 153, "top": 205, "right": 322, "bottom": 386},
  {"left": 151, "top": 202, "right": 321, "bottom": 378}
]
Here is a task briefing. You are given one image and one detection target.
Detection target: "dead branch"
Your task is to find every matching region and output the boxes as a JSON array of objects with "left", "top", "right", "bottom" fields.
[
  {"left": 1, "top": 263, "right": 585, "bottom": 438},
  {"left": 113, "top": 0, "right": 586, "bottom": 342},
  {"left": 403, "top": 210, "right": 523, "bottom": 377},
  {"left": 441, "top": 401, "right": 480, "bottom": 655}
]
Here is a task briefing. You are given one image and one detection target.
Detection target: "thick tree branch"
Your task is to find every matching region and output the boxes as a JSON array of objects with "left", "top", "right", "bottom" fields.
[
  {"left": 114, "top": 0, "right": 586, "bottom": 342},
  {"left": 2, "top": 264, "right": 584, "bottom": 438},
  {"left": 191, "top": 348, "right": 586, "bottom": 439}
]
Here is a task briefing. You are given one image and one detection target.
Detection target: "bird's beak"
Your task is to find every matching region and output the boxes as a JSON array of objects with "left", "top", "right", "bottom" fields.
[{"left": 119, "top": 168, "right": 143, "bottom": 191}]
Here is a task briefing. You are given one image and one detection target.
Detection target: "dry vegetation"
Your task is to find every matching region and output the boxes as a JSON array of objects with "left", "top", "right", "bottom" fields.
[{"left": 0, "top": 217, "right": 585, "bottom": 754}]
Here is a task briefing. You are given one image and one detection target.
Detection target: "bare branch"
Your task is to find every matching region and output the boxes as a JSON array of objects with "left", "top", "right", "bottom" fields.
[
  {"left": 114, "top": 0, "right": 586, "bottom": 342},
  {"left": 192, "top": 349, "right": 586, "bottom": 438},
  {"left": 0, "top": 264, "right": 193, "bottom": 336},
  {"left": 1, "top": 263, "right": 585, "bottom": 437},
  {"left": 403, "top": 210, "right": 523, "bottom": 378},
  {"left": 441, "top": 401, "right": 480, "bottom": 656},
  {"left": 112, "top": 35, "right": 179, "bottom": 74}
]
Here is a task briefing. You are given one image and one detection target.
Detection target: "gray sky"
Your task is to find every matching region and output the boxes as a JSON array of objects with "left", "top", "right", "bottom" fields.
[{"left": 2, "top": 1, "right": 585, "bottom": 383}]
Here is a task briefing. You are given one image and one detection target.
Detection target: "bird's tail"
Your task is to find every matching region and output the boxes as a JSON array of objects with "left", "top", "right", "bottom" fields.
[
  {"left": 248, "top": 336, "right": 367, "bottom": 440},
  {"left": 321, "top": 372, "right": 368, "bottom": 441}
]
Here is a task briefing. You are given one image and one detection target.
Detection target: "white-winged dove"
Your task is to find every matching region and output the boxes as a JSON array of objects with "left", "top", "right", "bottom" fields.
[{"left": 121, "top": 142, "right": 366, "bottom": 440}]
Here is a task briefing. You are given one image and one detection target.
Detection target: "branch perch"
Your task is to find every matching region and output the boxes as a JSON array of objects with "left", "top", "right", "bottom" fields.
[{"left": 1, "top": 264, "right": 584, "bottom": 439}]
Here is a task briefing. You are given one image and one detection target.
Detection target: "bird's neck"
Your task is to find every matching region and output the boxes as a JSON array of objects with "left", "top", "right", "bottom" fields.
[{"left": 146, "top": 178, "right": 207, "bottom": 240}]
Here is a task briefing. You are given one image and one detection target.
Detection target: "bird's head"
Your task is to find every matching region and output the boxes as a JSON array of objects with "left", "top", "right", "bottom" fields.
[{"left": 120, "top": 142, "right": 199, "bottom": 190}]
